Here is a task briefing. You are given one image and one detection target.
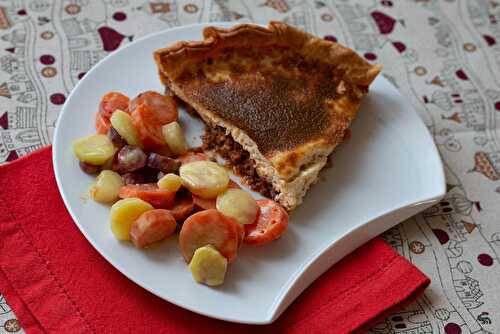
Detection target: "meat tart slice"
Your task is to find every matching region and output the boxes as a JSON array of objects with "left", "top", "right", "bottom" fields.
[{"left": 154, "top": 21, "right": 381, "bottom": 210}]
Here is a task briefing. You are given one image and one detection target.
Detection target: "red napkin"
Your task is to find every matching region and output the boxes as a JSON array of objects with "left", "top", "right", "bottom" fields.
[{"left": 0, "top": 147, "right": 429, "bottom": 334}]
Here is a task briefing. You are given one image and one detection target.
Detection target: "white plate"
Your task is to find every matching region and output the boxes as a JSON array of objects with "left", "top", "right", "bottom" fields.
[{"left": 53, "top": 23, "right": 445, "bottom": 324}]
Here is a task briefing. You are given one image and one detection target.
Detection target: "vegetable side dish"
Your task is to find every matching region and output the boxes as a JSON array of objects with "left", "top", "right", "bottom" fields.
[{"left": 72, "top": 90, "right": 288, "bottom": 286}]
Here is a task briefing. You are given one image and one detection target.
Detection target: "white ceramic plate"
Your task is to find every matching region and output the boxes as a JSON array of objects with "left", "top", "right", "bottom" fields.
[{"left": 53, "top": 23, "right": 445, "bottom": 324}]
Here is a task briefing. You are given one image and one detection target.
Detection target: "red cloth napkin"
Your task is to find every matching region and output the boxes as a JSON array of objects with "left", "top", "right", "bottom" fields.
[{"left": 0, "top": 147, "right": 429, "bottom": 334}]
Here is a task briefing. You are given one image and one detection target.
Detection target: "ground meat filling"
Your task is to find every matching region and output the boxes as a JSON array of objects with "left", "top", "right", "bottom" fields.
[{"left": 202, "top": 126, "right": 278, "bottom": 199}]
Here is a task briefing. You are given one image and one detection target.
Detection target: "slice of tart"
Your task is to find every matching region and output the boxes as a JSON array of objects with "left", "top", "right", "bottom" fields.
[{"left": 154, "top": 22, "right": 381, "bottom": 210}]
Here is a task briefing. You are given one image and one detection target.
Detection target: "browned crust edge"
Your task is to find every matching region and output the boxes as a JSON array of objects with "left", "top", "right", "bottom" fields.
[{"left": 154, "top": 21, "right": 382, "bottom": 87}]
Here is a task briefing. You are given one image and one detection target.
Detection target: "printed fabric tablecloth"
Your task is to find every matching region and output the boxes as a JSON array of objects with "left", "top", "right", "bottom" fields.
[{"left": 0, "top": 0, "right": 499, "bottom": 333}]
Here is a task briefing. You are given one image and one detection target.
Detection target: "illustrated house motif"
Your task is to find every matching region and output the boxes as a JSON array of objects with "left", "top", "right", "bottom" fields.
[
  {"left": 10, "top": 106, "right": 37, "bottom": 129},
  {"left": 0, "top": 55, "right": 21, "bottom": 74},
  {"left": 70, "top": 50, "right": 106, "bottom": 71},
  {"left": 370, "top": 310, "right": 432, "bottom": 333},
  {"left": 432, "top": 90, "right": 454, "bottom": 111},
  {"left": 62, "top": 18, "right": 85, "bottom": 37},
  {"left": 460, "top": 99, "right": 486, "bottom": 131},
  {"left": 423, "top": 191, "right": 478, "bottom": 218},
  {"left": 1, "top": 29, "right": 26, "bottom": 46},
  {"left": 6, "top": 80, "right": 35, "bottom": 103},
  {"left": 335, "top": 4, "right": 386, "bottom": 51},
  {"left": 454, "top": 276, "right": 484, "bottom": 309}
]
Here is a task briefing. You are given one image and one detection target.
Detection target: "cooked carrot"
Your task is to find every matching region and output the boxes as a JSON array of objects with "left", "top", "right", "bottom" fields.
[
  {"left": 179, "top": 209, "right": 240, "bottom": 263},
  {"left": 96, "top": 92, "right": 130, "bottom": 134},
  {"left": 131, "top": 104, "right": 166, "bottom": 151},
  {"left": 130, "top": 209, "right": 176, "bottom": 248},
  {"left": 119, "top": 184, "right": 175, "bottom": 208},
  {"left": 170, "top": 194, "right": 194, "bottom": 221},
  {"left": 95, "top": 112, "right": 110, "bottom": 134},
  {"left": 129, "top": 91, "right": 178, "bottom": 124},
  {"left": 244, "top": 199, "right": 288, "bottom": 245}
]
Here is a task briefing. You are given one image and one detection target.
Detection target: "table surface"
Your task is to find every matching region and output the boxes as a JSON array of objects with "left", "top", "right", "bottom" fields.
[{"left": 1, "top": 0, "right": 499, "bottom": 333}]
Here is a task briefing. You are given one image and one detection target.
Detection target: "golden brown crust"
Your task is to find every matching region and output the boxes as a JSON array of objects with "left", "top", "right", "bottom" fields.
[
  {"left": 155, "top": 22, "right": 381, "bottom": 86},
  {"left": 154, "top": 22, "right": 381, "bottom": 209}
]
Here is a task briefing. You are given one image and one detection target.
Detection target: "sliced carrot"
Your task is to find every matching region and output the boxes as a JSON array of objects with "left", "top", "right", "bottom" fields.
[
  {"left": 178, "top": 152, "right": 209, "bottom": 165},
  {"left": 100, "top": 92, "right": 130, "bottom": 117},
  {"left": 130, "top": 209, "right": 176, "bottom": 248},
  {"left": 129, "top": 91, "right": 178, "bottom": 124},
  {"left": 131, "top": 104, "right": 166, "bottom": 151},
  {"left": 119, "top": 184, "right": 175, "bottom": 209},
  {"left": 170, "top": 194, "right": 194, "bottom": 221},
  {"left": 95, "top": 112, "right": 111, "bottom": 134},
  {"left": 244, "top": 199, "right": 288, "bottom": 245},
  {"left": 179, "top": 209, "right": 240, "bottom": 263},
  {"left": 96, "top": 92, "right": 130, "bottom": 134}
]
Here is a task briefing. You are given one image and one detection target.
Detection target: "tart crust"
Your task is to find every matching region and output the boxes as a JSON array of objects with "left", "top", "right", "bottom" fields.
[{"left": 154, "top": 22, "right": 381, "bottom": 210}]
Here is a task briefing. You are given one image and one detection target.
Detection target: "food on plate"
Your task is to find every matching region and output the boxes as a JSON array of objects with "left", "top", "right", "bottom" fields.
[
  {"left": 89, "top": 170, "right": 124, "bottom": 203},
  {"left": 73, "top": 134, "right": 116, "bottom": 165},
  {"left": 162, "top": 121, "right": 188, "bottom": 155},
  {"left": 121, "top": 172, "right": 146, "bottom": 185},
  {"left": 189, "top": 245, "right": 228, "bottom": 286},
  {"left": 74, "top": 18, "right": 373, "bottom": 285},
  {"left": 157, "top": 173, "right": 182, "bottom": 192},
  {"left": 191, "top": 178, "right": 245, "bottom": 212},
  {"left": 191, "top": 181, "right": 245, "bottom": 211},
  {"left": 244, "top": 199, "right": 288, "bottom": 245},
  {"left": 131, "top": 104, "right": 168, "bottom": 150},
  {"left": 154, "top": 21, "right": 381, "bottom": 210},
  {"left": 192, "top": 195, "right": 216, "bottom": 211},
  {"left": 216, "top": 189, "right": 258, "bottom": 226},
  {"left": 110, "top": 198, "right": 154, "bottom": 240},
  {"left": 178, "top": 152, "right": 209, "bottom": 165},
  {"left": 130, "top": 209, "right": 177, "bottom": 248},
  {"left": 147, "top": 153, "right": 180, "bottom": 173},
  {"left": 179, "top": 160, "right": 229, "bottom": 199},
  {"left": 110, "top": 110, "right": 143, "bottom": 147},
  {"left": 129, "top": 91, "right": 178, "bottom": 123},
  {"left": 170, "top": 193, "right": 194, "bottom": 221},
  {"left": 114, "top": 145, "right": 147, "bottom": 173},
  {"left": 96, "top": 92, "right": 130, "bottom": 134},
  {"left": 95, "top": 113, "right": 109, "bottom": 135},
  {"left": 130, "top": 91, "right": 178, "bottom": 151},
  {"left": 119, "top": 183, "right": 175, "bottom": 208},
  {"left": 179, "top": 209, "right": 241, "bottom": 263},
  {"left": 79, "top": 161, "right": 101, "bottom": 175},
  {"left": 72, "top": 21, "right": 381, "bottom": 287},
  {"left": 107, "top": 127, "right": 127, "bottom": 149}
]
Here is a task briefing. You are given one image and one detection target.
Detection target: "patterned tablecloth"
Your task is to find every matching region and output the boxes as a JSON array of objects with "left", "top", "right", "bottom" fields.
[{"left": 1, "top": 0, "right": 500, "bottom": 333}]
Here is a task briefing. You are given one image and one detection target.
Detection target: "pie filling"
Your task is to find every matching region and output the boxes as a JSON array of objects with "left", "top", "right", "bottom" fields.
[
  {"left": 201, "top": 125, "right": 278, "bottom": 199},
  {"left": 167, "top": 46, "right": 367, "bottom": 203},
  {"left": 176, "top": 45, "right": 361, "bottom": 156}
]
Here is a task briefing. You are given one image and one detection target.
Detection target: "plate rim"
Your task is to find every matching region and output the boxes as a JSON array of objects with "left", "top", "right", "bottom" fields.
[{"left": 52, "top": 22, "right": 446, "bottom": 324}]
